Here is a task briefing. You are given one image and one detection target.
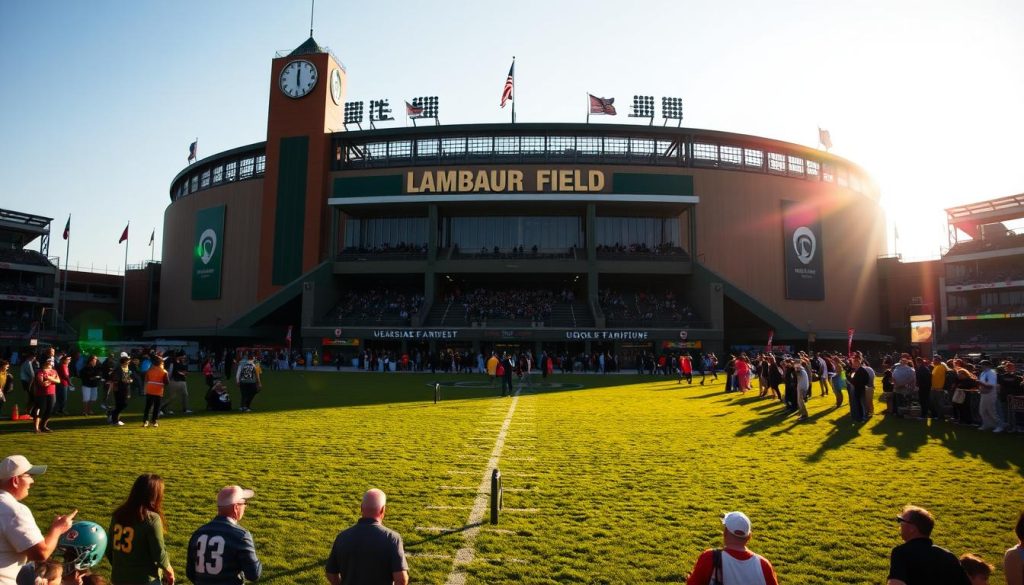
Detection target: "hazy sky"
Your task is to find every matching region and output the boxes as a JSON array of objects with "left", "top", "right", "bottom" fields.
[{"left": 2, "top": 0, "right": 1022, "bottom": 270}]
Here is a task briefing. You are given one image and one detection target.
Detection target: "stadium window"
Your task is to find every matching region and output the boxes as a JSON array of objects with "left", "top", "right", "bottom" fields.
[
  {"left": 521, "top": 136, "right": 544, "bottom": 153},
  {"left": 693, "top": 143, "right": 718, "bottom": 161},
  {"left": 240, "top": 158, "right": 254, "bottom": 178},
  {"left": 743, "top": 148, "right": 763, "bottom": 168},
  {"left": 822, "top": 163, "right": 834, "bottom": 182},
  {"left": 768, "top": 152, "right": 786, "bottom": 173},
  {"left": 255, "top": 155, "right": 266, "bottom": 174},
  {"left": 806, "top": 160, "right": 820, "bottom": 178},
  {"left": 630, "top": 138, "right": 656, "bottom": 156},
  {"left": 200, "top": 170, "right": 211, "bottom": 188},
  {"left": 787, "top": 156, "right": 804, "bottom": 175},
  {"left": 213, "top": 165, "right": 223, "bottom": 184},
  {"left": 366, "top": 142, "right": 388, "bottom": 159},
  {"left": 720, "top": 146, "right": 742, "bottom": 165},
  {"left": 467, "top": 137, "right": 492, "bottom": 154},
  {"left": 416, "top": 139, "right": 439, "bottom": 157},
  {"left": 577, "top": 137, "right": 602, "bottom": 155},
  {"left": 549, "top": 136, "right": 576, "bottom": 154},
  {"left": 495, "top": 136, "right": 519, "bottom": 155},
  {"left": 656, "top": 140, "right": 675, "bottom": 158},
  {"left": 389, "top": 140, "right": 412, "bottom": 158},
  {"left": 190, "top": 176, "right": 198, "bottom": 192},
  {"left": 604, "top": 137, "right": 629, "bottom": 155},
  {"left": 225, "top": 161, "right": 237, "bottom": 181},
  {"left": 441, "top": 137, "right": 466, "bottom": 156}
]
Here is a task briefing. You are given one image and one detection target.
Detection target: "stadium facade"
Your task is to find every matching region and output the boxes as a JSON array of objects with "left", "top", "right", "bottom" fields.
[{"left": 152, "top": 37, "right": 893, "bottom": 360}]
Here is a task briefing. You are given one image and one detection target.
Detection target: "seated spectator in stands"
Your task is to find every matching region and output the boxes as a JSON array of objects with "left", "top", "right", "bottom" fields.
[
  {"left": 958, "top": 553, "right": 992, "bottom": 585},
  {"left": 205, "top": 380, "right": 233, "bottom": 411}
]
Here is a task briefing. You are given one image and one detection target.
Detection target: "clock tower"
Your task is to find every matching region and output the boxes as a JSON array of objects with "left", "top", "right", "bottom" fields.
[{"left": 258, "top": 37, "right": 346, "bottom": 300}]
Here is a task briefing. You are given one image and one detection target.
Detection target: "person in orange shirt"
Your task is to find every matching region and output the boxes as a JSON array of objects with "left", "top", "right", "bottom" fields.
[{"left": 143, "top": 356, "right": 169, "bottom": 428}]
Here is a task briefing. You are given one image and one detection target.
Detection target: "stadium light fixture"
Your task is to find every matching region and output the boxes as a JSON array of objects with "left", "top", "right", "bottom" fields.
[
  {"left": 630, "top": 95, "right": 655, "bottom": 124},
  {"left": 662, "top": 97, "right": 684, "bottom": 127},
  {"left": 343, "top": 101, "right": 364, "bottom": 129},
  {"left": 411, "top": 96, "right": 440, "bottom": 126},
  {"left": 368, "top": 99, "right": 394, "bottom": 129}
]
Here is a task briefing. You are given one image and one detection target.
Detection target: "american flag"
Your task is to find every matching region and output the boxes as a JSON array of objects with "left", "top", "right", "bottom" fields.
[
  {"left": 405, "top": 101, "right": 424, "bottom": 117},
  {"left": 188, "top": 139, "right": 198, "bottom": 162},
  {"left": 500, "top": 61, "right": 514, "bottom": 108},
  {"left": 589, "top": 94, "right": 617, "bottom": 115},
  {"left": 818, "top": 128, "right": 832, "bottom": 150}
]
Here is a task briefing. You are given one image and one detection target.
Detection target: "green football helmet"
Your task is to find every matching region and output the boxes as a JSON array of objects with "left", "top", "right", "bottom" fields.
[{"left": 58, "top": 521, "right": 107, "bottom": 570}]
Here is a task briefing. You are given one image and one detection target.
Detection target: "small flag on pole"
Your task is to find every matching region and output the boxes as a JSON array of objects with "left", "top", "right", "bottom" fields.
[
  {"left": 818, "top": 128, "right": 832, "bottom": 150},
  {"left": 588, "top": 94, "right": 617, "bottom": 115},
  {"left": 188, "top": 139, "right": 198, "bottom": 162},
  {"left": 149, "top": 229, "right": 155, "bottom": 246},
  {"left": 847, "top": 328, "right": 855, "bottom": 356},
  {"left": 766, "top": 329, "right": 774, "bottom": 353},
  {"left": 119, "top": 224, "right": 129, "bottom": 244},
  {"left": 405, "top": 101, "right": 424, "bottom": 117},
  {"left": 285, "top": 325, "right": 293, "bottom": 343},
  {"left": 62, "top": 216, "right": 70, "bottom": 240},
  {"left": 500, "top": 61, "right": 514, "bottom": 108}
]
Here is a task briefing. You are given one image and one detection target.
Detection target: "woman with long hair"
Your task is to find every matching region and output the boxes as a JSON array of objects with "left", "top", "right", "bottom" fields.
[{"left": 108, "top": 473, "right": 174, "bottom": 585}]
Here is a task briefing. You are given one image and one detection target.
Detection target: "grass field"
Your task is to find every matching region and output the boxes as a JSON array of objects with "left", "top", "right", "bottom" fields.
[{"left": 2, "top": 370, "right": 1021, "bottom": 584}]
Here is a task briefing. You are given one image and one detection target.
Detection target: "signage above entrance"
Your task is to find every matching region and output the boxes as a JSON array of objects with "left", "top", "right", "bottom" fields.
[{"left": 406, "top": 169, "right": 606, "bottom": 194}]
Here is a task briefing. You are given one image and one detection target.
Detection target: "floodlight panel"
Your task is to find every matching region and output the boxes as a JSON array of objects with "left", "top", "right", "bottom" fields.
[
  {"left": 662, "top": 96, "right": 684, "bottom": 119},
  {"left": 369, "top": 99, "right": 393, "bottom": 121},
  {"left": 630, "top": 95, "right": 655, "bottom": 117},
  {"left": 344, "top": 101, "right": 364, "bottom": 124}
]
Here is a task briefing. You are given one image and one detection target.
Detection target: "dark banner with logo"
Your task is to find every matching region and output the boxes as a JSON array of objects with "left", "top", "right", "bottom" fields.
[
  {"left": 781, "top": 200, "right": 824, "bottom": 300},
  {"left": 192, "top": 205, "right": 226, "bottom": 300}
]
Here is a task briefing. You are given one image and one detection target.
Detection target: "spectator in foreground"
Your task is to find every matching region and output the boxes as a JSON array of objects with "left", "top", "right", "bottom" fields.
[
  {"left": 958, "top": 553, "right": 993, "bottom": 585},
  {"left": 0, "top": 455, "right": 77, "bottom": 585},
  {"left": 107, "top": 473, "right": 174, "bottom": 585},
  {"left": 56, "top": 520, "right": 108, "bottom": 585},
  {"left": 325, "top": 489, "right": 408, "bottom": 585},
  {"left": 186, "top": 485, "right": 262, "bottom": 585},
  {"left": 887, "top": 504, "right": 970, "bottom": 585},
  {"left": 1005, "top": 511, "right": 1024, "bottom": 585},
  {"left": 686, "top": 511, "right": 777, "bottom": 585}
]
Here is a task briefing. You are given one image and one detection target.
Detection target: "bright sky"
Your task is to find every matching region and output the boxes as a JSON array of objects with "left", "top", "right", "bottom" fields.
[{"left": 2, "top": 0, "right": 1022, "bottom": 271}]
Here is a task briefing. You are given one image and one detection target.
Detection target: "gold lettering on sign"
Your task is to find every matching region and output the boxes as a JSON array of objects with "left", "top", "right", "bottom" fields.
[{"left": 405, "top": 169, "right": 603, "bottom": 193}]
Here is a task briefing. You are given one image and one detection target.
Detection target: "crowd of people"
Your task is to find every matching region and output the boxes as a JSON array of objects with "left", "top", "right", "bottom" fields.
[
  {"left": 595, "top": 242, "right": 687, "bottom": 257},
  {"left": 600, "top": 288, "right": 701, "bottom": 325},
  {"left": 331, "top": 288, "right": 424, "bottom": 325},
  {"left": 0, "top": 347, "right": 269, "bottom": 430},
  {"left": 3, "top": 454, "right": 1021, "bottom": 584},
  {"left": 446, "top": 287, "right": 571, "bottom": 324},
  {"left": 338, "top": 242, "right": 427, "bottom": 256}
]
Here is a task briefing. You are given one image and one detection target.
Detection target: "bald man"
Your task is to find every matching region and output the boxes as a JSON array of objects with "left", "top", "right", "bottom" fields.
[{"left": 325, "top": 489, "right": 408, "bottom": 585}]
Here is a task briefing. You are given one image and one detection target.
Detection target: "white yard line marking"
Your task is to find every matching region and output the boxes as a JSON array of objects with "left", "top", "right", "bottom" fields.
[
  {"left": 438, "top": 485, "right": 477, "bottom": 490},
  {"left": 426, "top": 505, "right": 474, "bottom": 510},
  {"left": 444, "top": 390, "right": 521, "bottom": 585},
  {"left": 503, "top": 508, "right": 540, "bottom": 513}
]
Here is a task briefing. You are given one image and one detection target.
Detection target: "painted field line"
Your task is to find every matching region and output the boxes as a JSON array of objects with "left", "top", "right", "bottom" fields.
[
  {"left": 407, "top": 552, "right": 452, "bottom": 560},
  {"left": 501, "top": 457, "right": 535, "bottom": 461},
  {"left": 502, "top": 488, "right": 531, "bottom": 492},
  {"left": 484, "top": 528, "right": 517, "bottom": 534},
  {"left": 416, "top": 525, "right": 464, "bottom": 533},
  {"left": 503, "top": 508, "right": 540, "bottom": 513},
  {"left": 426, "top": 505, "right": 474, "bottom": 510},
  {"left": 446, "top": 470, "right": 478, "bottom": 474},
  {"left": 439, "top": 485, "right": 477, "bottom": 490},
  {"left": 444, "top": 390, "right": 520, "bottom": 585}
]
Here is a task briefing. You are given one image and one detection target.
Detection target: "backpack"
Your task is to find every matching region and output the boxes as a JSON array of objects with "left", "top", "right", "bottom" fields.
[
  {"left": 710, "top": 548, "right": 724, "bottom": 585},
  {"left": 239, "top": 362, "right": 256, "bottom": 383}
]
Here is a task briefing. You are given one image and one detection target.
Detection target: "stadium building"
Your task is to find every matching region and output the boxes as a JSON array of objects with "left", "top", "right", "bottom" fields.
[{"left": 152, "top": 37, "right": 893, "bottom": 362}]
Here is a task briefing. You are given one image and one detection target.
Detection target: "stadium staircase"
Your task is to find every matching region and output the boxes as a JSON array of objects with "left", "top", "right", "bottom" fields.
[{"left": 424, "top": 301, "right": 457, "bottom": 326}]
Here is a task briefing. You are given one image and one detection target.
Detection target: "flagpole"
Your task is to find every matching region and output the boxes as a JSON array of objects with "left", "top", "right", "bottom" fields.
[
  {"left": 511, "top": 56, "right": 516, "bottom": 124},
  {"left": 586, "top": 93, "right": 590, "bottom": 124},
  {"left": 61, "top": 215, "right": 70, "bottom": 320},
  {"left": 121, "top": 223, "right": 129, "bottom": 323}
]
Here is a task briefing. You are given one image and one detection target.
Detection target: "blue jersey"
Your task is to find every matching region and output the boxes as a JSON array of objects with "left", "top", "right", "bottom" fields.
[{"left": 186, "top": 516, "right": 261, "bottom": 585}]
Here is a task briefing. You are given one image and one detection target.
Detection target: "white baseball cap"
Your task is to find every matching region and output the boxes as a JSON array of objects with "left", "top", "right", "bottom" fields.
[
  {"left": 217, "top": 485, "right": 255, "bottom": 506},
  {"left": 120, "top": 352, "right": 129, "bottom": 358},
  {"left": 722, "top": 511, "right": 752, "bottom": 537},
  {"left": 0, "top": 455, "right": 47, "bottom": 481}
]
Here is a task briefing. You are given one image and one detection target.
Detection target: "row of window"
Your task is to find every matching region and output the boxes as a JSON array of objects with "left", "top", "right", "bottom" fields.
[{"left": 172, "top": 152, "right": 266, "bottom": 200}]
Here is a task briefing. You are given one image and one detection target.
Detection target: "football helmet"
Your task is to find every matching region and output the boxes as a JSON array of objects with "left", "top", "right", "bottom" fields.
[{"left": 58, "top": 521, "right": 107, "bottom": 570}]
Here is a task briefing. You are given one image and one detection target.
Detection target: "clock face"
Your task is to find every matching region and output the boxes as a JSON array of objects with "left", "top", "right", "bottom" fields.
[
  {"left": 279, "top": 60, "right": 318, "bottom": 98},
  {"left": 330, "top": 69, "right": 343, "bottom": 105}
]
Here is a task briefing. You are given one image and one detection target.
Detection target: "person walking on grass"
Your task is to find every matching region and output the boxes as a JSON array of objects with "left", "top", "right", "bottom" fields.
[
  {"left": 0, "top": 455, "right": 78, "bottom": 585},
  {"left": 186, "top": 486, "right": 262, "bottom": 585},
  {"left": 686, "top": 511, "right": 777, "bottom": 585},
  {"left": 976, "top": 360, "right": 1004, "bottom": 432},
  {"left": 325, "top": 489, "right": 408, "bottom": 585},
  {"left": 142, "top": 356, "right": 169, "bottom": 428},
  {"left": 887, "top": 504, "right": 970, "bottom": 585},
  {"left": 235, "top": 354, "right": 261, "bottom": 412}
]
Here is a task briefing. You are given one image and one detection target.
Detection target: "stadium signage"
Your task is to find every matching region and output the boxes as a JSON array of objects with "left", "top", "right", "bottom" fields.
[
  {"left": 564, "top": 330, "right": 649, "bottom": 340},
  {"left": 781, "top": 200, "right": 824, "bottom": 301},
  {"left": 405, "top": 169, "right": 606, "bottom": 193},
  {"left": 192, "top": 205, "right": 226, "bottom": 300},
  {"left": 372, "top": 329, "right": 460, "bottom": 339}
]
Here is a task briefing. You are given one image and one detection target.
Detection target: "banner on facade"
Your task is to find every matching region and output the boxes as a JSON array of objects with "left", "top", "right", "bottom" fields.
[
  {"left": 781, "top": 200, "right": 824, "bottom": 300},
  {"left": 192, "top": 205, "right": 226, "bottom": 300}
]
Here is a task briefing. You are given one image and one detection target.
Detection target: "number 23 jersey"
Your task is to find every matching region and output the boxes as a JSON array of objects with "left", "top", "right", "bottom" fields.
[
  {"left": 107, "top": 511, "right": 172, "bottom": 584},
  {"left": 186, "top": 516, "right": 262, "bottom": 585}
]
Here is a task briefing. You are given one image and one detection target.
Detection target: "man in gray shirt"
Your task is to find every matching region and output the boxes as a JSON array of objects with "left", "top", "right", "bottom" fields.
[{"left": 325, "top": 489, "right": 408, "bottom": 585}]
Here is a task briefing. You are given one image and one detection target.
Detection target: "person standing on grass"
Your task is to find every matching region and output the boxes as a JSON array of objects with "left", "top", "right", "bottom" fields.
[
  {"left": 108, "top": 474, "right": 174, "bottom": 585},
  {"left": 108, "top": 356, "right": 134, "bottom": 427},
  {"left": 235, "top": 354, "right": 261, "bottom": 412},
  {"left": 847, "top": 354, "right": 868, "bottom": 422},
  {"left": 186, "top": 486, "right": 261, "bottom": 585},
  {"left": 18, "top": 353, "right": 37, "bottom": 414},
  {"left": 325, "top": 489, "right": 408, "bottom": 585},
  {"left": 794, "top": 359, "right": 811, "bottom": 421},
  {"left": 79, "top": 355, "right": 103, "bottom": 416},
  {"left": 0, "top": 455, "right": 78, "bottom": 585},
  {"left": 976, "top": 360, "right": 1004, "bottom": 432},
  {"left": 686, "top": 511, "right": 777, "bottom": 585},
  {"left": 164, "top": 353, "right": 192, "bottom": 416},
  {"left": 142, "top": 357, "right": 169, "bottom": 428},
  {"left": 33, "top": 359, "right": 60, "bottom": 434},
  {"left": 887, "top": 505, "right": 970, "bottom": 585},
  {"left": 500, "top": 353, "right": 514, "bottom": 397}
]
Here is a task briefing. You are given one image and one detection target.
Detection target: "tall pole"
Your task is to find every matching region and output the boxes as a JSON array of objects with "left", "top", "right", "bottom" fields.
[
  {"left": 309, "top": 0, "right": 315, "bottom": 37},
  {"left": 511, "top": 56, "right": 516, "bottom": 124},
  {"left": 61, "top": 214, "right": 70, "bottom": 320},
  {"left": 121, "top": 223, "right": 129, "bottom": 323}
]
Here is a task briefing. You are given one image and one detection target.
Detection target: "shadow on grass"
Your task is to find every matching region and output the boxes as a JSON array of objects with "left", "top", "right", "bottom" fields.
[
  {"left": 805, "top": 415, "right": 865, "bottom": 462},
  {"left": 734, "top": 407, "right": 792, "bottom": 437},
  {"left": 867, "top": 417, "right": 1024, "bottom": 476},
  {"left": 770, "top": 407, "right": 833, "bottom": 435},
  {"left": 405, "top": 520, "right": 485, "bottom": 548},
  {"left": 261, "top": 560, "right": 324, "bottom": 583}
]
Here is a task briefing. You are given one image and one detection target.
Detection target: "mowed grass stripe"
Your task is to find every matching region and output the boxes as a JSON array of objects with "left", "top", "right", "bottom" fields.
[{"left": 2, "top": 371, "right": 1021, "bottom": 584}]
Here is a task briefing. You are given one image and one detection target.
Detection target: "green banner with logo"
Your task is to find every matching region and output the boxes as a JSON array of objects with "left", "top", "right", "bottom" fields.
[{"left": 192, "top": 205, "right": 226, "bottom": 300}]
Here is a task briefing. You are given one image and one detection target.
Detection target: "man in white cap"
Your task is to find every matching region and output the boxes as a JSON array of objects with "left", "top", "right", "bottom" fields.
[
  {"left": 185, "top": 485, "right": 262, "bottom": 585},
  {"left": 686, "top": 511, "right": 777, "bottom": 585},
  {"left": 0, "top": 455, "right": 77, "bottom": 585},
  {"left": 325, "top": 489, "right": 408, "bottom": 585}
]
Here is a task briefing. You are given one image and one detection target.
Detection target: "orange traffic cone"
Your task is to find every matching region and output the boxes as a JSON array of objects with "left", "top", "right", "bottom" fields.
[{"left": 10, "top": 404, "right": 18, "bottom": 421}]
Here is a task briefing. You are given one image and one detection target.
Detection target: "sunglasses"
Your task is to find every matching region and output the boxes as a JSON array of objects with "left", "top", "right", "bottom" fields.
[{"left": 895, "top": 516, "right": 909, "bottom": 524}]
